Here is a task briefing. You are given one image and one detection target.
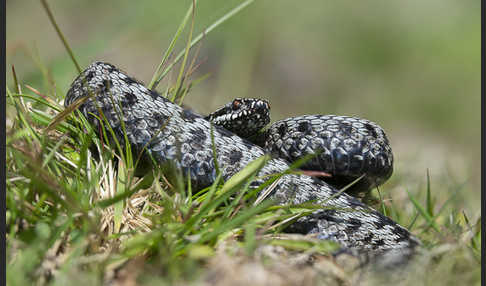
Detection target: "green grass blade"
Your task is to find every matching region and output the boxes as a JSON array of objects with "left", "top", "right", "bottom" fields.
[
  {"left": 210, "top": 124, "right": 221, "bottom": 176},
  {"left": 40, "top": 0, "right": 81, "bottom": 73},
  {"left": 152, "top": 0, "right": 255, "bottom": 85},
  {"left": 426, "top": 168, "right": 434, "bottom": 217},
  {"left": 148, "top": 0, "right": 198, "bottom": 90},
  {"left": 41, "top": 135, "right": 68, "bottom": 168},
  {"left": 406, "top": 190, "right": 440, "bottom": 232},
  {"left": 171, "top": 0, "right": 196, "bottom": 103},
  {"left": 198, "top": 199, "right": 274, "bottom": 244}
]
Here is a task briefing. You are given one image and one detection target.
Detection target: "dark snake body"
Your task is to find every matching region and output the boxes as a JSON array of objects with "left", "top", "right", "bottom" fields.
[
  {"left": 65, "top": 62, "right": 420, "bottom": 262},
  {"left": 205, "top": 98, "right": 394, "bottom": 195}
]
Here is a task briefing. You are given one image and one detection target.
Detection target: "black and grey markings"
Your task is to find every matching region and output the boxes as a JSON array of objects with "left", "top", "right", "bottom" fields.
[
  {"left": 122, "top": 92, "right": 138, "bottom": 106},
  {"left": 206, "top": 100, "right": 395, "bottom": 195},
  {"left": 181, "top": 109, "right": 199, "bottom": 123},
  {"left": 262, "top": 115, "right": 394, "bottom": 194},
  {"left": 64, "top": 62, "right": 420, "bottom": 263}
]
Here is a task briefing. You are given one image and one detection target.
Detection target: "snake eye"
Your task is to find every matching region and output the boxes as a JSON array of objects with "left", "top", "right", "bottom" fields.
[{"left": 232, "top": 100, "right": 242, "bottom": 110}]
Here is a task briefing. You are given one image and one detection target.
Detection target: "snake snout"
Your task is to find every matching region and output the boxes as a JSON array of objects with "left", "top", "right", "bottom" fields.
[{"left": 254, "top": 100, "right": 270, "bottom": 114}]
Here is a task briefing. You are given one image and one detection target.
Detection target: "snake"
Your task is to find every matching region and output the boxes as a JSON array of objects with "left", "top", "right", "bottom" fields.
[
  {"left": 64, "top": 61, "right": 420, "bottom": 264},
  {"left": 204, "top": 97, "right": 394, "bottom": 196}
]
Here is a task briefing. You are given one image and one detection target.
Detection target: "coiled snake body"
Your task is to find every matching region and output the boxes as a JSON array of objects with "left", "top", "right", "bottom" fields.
[
  {"left": 205, "top": 98, "right": 394, "bottom": 195},
  {"left": 65, "top": 62, "right": 420, "bottom": 263}
]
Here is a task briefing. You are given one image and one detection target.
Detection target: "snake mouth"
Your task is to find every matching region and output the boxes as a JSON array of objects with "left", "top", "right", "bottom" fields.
[
  {"left": 224, "top": 98, "right": 269, "bottom": 120},
  {"left": 206, "top": 98, "right": 271, "bottom": 137}
]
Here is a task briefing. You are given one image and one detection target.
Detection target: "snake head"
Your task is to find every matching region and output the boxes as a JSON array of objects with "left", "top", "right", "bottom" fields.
[{"left": 205, "top": 98, "right": 270, "bottom": 138}]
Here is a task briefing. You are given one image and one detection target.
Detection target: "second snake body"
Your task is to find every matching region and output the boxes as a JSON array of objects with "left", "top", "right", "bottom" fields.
[{"left": 65, "top": 62, "right": 420, "bottom": 263}]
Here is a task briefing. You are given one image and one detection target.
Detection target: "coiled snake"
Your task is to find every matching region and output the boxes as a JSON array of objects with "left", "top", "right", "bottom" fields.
[
  {"left": 65, "top": 62, "right": 420, "bottom": 264},
  {"left": 205, "top": 98, "right": 394, "bottom": 195}
]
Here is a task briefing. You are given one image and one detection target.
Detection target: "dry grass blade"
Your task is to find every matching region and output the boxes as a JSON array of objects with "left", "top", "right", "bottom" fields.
[
  {"left": 299, "top": 170, "right": 332, "bottom": 178},
  {"left": 11, "top": 65, "right": 21, "bottom": 94},
  {"left": 25, "top": 84, "right": 60, "bottom": 108},
  {"left": 44, "top": 95, "right": 90, "bottom": 133}
]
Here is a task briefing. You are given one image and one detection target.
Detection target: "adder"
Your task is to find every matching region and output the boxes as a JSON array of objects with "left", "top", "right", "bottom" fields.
[{"left": 64, "top": 61, "right": 420, "bottom": 264}]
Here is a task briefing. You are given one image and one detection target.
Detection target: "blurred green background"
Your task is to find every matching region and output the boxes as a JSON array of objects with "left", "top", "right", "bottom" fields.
[{"left": 7, "top": 1, "right": 480, "bottom": 213}]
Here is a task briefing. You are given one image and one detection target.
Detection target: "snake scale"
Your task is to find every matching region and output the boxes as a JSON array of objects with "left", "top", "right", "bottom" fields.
[{"left": 64, "top": 62, "right": 420, "bottom": 264}]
